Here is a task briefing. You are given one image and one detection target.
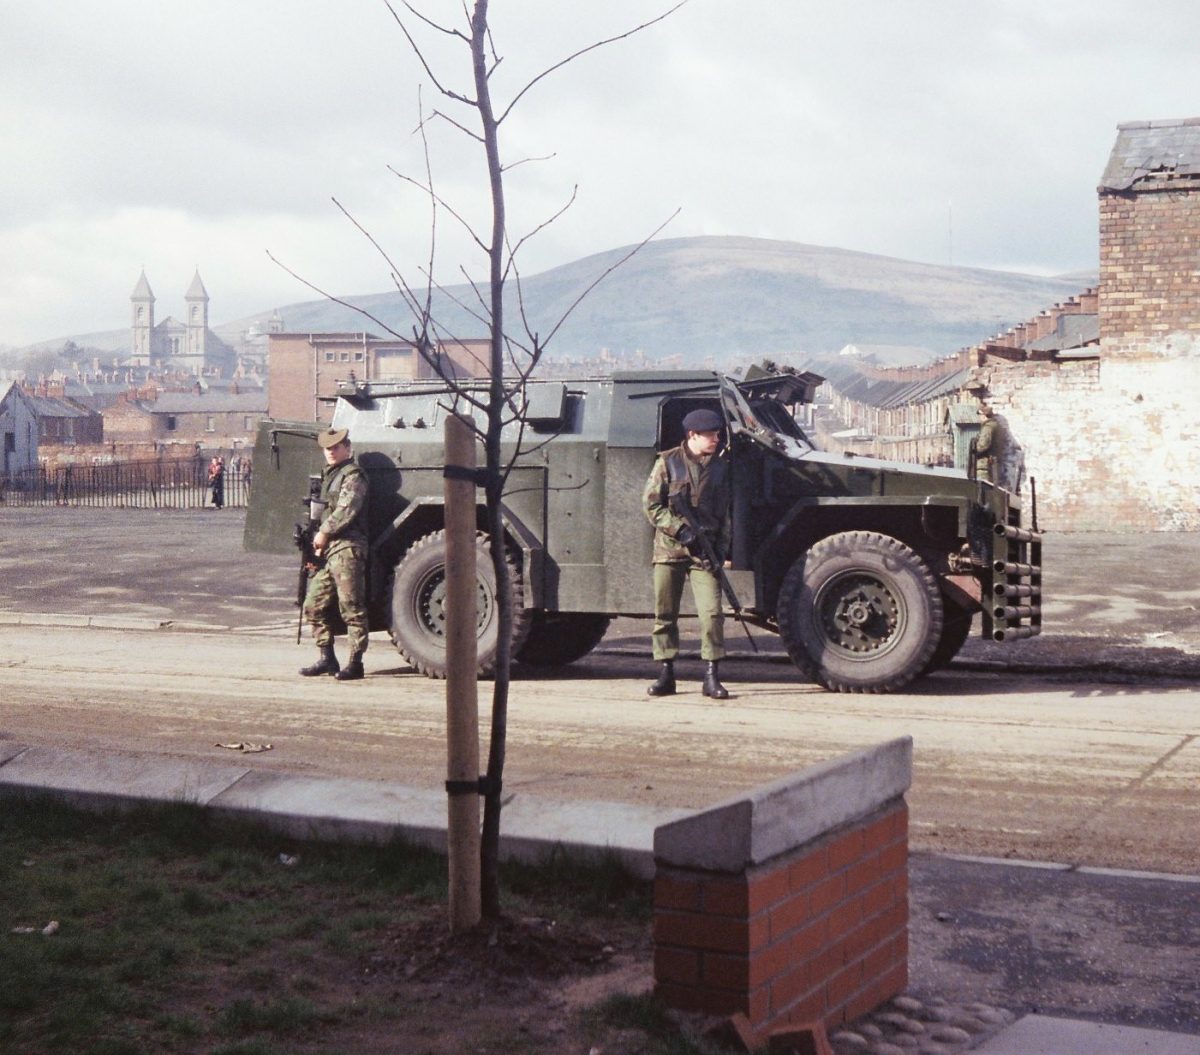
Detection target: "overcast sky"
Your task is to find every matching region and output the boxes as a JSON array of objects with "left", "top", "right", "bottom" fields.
[{"left": 1, "top": 0, "right": 1196, "bottom": 347}]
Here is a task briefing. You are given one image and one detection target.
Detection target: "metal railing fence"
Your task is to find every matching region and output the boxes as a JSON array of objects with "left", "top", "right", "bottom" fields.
[{"left": 0, "top": 458, "right": 252, "bottom": 509}]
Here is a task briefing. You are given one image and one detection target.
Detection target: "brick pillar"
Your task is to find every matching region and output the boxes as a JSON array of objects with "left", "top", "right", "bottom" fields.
[{"left": 653, "top": 739, "right": 912, "bottom": 1042}]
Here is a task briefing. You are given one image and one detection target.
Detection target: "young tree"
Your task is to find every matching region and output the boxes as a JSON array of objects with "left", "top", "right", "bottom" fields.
[{"left": 278, "top": 0, "right": 683, "bottom": 920}]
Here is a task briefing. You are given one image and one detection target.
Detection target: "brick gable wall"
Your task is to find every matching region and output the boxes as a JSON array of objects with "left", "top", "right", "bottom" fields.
[{"left": 1100, "top": 187, "right": 1200, "bottom": 350}]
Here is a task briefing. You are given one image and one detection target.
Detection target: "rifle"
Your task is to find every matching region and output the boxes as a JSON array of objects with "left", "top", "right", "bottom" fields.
[
  {"left": 292, "top": 474, "right": 325, "bottom": 644},
  {"left": 668, "top": 493, "right": 758, "bottom": 652}
]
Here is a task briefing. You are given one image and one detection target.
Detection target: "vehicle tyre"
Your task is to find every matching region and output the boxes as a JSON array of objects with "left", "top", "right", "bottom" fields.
[
  {"left": 922, "top": 601, "right": 974, "bottom": 674},
  {"left": 776, "top": 531, "right": 943, "bottom": 694},
  {"left": 515, "top": 612, "right": 612, "bottom": 667},
  {"left": 389, "top": 529, "right": 531, "bottom": 679}
]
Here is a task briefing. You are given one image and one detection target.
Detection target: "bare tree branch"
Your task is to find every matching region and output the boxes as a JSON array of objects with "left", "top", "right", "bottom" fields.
[
  {"left": 266, "top": 249, "right": 409, "bottom": 342},
  {"left": 384, "top": 0, "right": 477, "bottom": 106},
  {"left": 397, "top": 0, "right": 464, "bottom": 39},
  {"left": 497, "top": 1, "right": 689, "bottom": 125},
  {"left": 541, "top": 207, "right": 681, "bottom": 348},
  {"left": 500, "top": 151, "right": 556, "bottom": 173},
  {"left": 388, "top": 166, "right": 489, "bottom": 254},
  {"left": 428, "top": 107, "right": 485, "bottom": 144},
  {"left": 329, "top": 197, "right": 421, "bottom": 316},
  {"left": 505, "top": 185, "right": 578, "bottom": 275}
]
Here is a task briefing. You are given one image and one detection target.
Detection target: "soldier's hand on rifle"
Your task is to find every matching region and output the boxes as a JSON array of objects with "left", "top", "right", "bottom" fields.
[
  {"left": 676, "top": 524, "right": 697, "bottom": 548},
  {"left": 313, "top": 530, "right": 329, "bottom": 557}
]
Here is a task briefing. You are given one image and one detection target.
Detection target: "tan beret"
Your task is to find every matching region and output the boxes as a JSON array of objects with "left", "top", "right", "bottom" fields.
[{"left": 316, "top": 427, "right": 349, "bottom": 448}]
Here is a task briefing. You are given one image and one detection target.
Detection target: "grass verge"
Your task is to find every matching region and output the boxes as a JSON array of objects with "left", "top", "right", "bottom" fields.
[{"left": 0, "top": 791, "right": 677, "bottom": 1055}]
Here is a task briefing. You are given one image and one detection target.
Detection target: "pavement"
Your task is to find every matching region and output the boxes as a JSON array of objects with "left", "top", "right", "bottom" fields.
[{"left": 3, "top": 508, "right": 1200, "bottom": 1052}]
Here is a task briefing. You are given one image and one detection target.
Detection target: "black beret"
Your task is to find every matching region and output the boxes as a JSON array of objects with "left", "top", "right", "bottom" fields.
[{"left": 682, "top": 408, "right": 723, "bottom": 433}]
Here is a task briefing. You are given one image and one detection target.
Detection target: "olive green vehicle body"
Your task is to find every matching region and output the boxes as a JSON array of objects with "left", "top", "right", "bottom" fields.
[{"left": 244, "top": 362, "right": 1041, "bottom": 689}]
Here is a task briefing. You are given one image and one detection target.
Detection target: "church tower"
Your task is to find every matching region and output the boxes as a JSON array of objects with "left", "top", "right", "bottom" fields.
[
  {"left": 130, "top": 270, "right": 155, "bottom": 365},
  {"left": 184, "top": 270, "right": 210, "bottom": 369}
]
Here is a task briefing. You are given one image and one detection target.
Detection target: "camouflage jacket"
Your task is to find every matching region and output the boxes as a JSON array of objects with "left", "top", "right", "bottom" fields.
[
  {"left": 318, "top": 458, "right": 368, "bottom": 557},
  {"left": 642, "top": 445, "right": 731, "bottom": 565},
  {"left": 975, "top": 418, "right": 1009, "bottom": 482}
]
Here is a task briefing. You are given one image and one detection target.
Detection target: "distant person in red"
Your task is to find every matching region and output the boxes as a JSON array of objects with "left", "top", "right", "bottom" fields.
[{"left": 208, "top": 456, "right": 226, "bottom": 509}]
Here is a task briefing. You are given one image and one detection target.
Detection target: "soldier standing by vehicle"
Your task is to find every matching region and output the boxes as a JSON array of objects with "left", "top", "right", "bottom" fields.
[
  {"left": 974, "top": 403, "right": 1010, "bottom": 484},
  {"left": 300, "top": 428, "right": 370, "bottom": 682},
  {"left": 642, "top": 408, "right": 732, "bottom": 700}
]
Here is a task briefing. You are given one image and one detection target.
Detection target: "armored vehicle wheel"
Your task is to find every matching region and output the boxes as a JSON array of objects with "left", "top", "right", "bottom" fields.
[
  {"left": 922, "top": 601, "right": 974, "bottom": 674},
  {"left": 389, "top": 529, "right": 531, "bottom": 679},
  {"left": 777, "top": 531, "right": 943, "bottom": 694},
  {"left": 516, "top": 612, "right": 612, "bottom": 667}
]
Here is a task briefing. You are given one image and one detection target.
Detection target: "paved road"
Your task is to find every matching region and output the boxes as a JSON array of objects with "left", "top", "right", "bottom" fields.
[
  {"left": 2, "top": 621, "right": 1198, "bottom": 875},
  {"left": 2, "top": 508, "right": 1199, "bottom": 875}
]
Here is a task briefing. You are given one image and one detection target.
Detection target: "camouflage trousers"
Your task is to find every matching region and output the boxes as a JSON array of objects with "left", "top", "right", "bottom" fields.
[
  {"left": 304, "top": 544, "right": 369, "bottom": 655},
  {"left": 651, "top": 561, "right": 724, "bottom": 662}
]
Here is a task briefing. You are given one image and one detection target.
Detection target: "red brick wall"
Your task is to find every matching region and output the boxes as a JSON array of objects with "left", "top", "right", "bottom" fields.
[
  {"left": 1100, "top": 188, "right": 1200, "bottom": 348},
  {"left": 653, "top": 800, "right": 908, "bottom": 1036}
]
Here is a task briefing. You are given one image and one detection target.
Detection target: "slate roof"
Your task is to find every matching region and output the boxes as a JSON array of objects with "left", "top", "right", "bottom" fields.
[
  {"left": 148, "top": 392, "right": 268, "bottom": 414},
  {"left": 1100, "top": 118, "right": 1200, "bottom": 191},
  {"left": 1027, "top": 313, "right": 1100, "bottom": 352},
  {"left": 820, "top": 360, "right": 970, "bottom": 410},
  {"left": 25, "top": 394, "right": 97, "bottom": 420}
]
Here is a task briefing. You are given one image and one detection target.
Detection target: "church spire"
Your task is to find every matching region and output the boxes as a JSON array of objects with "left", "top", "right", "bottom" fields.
[
  {"left": 186, "top": 269, "right": 209, "bottom": 301},
  {"left": 130, "top": 270, "right": 155, "bottom": 365},
  {"left": 131, "top": 269, "right": 154, "bottom": 301},
  {"left": 184, "top": 270, "right": 209, "bottom": 369}
]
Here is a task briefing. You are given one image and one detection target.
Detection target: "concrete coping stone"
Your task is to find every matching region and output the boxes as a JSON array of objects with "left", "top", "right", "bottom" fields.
[
  {"left": 0, "top": 744, "right": 252, "bottom": 807},
  {"left": 0, "top": 744, "right": 687, "bottom": 880},
  {"left": 654, "top": 737, "right": 913, "bottom": 873}
]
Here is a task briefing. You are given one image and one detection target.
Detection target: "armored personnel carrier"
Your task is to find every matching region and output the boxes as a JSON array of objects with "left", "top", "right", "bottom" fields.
[{"left": 244, "top": 362, "right": 1041, "bottom": 693}]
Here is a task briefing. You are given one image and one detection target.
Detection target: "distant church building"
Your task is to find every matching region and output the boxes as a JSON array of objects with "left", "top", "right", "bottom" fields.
[{"left": 129, "top": 270, "right": 237, "bottom": 375}]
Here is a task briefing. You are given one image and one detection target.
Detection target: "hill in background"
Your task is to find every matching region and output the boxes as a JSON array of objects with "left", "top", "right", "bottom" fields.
[
  {"left": 8, "top": 236, "right": 1095, "bottom": 372},
  {"left": 238, "top": 236, "right": 1095, "bottom": 368}
]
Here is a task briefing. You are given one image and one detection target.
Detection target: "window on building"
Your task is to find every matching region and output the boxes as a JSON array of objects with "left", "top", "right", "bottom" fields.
[
  {"left": 340, "top": 352, "right": 350, "bottom": 362},
  {"left": 166, "top": 416, "right": 177, "bottom": 432},
  {"left": 206, "top": 416, "right": 215, "bottom": 432},
  {"left": 325, "top": 351, "right": 335, "bottom": 362},
  {"left": 354, "top": 351, "right": 364, "bottom": 362},
  {"left": 244, "top": 416, "right": 253, "bottom": 430}
]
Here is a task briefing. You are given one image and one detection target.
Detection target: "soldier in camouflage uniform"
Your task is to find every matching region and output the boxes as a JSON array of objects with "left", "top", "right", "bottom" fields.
[
  {"left": 642, "top": 408, "right": 732, "bottom": 699},
  {"left": 975, "top": 403, "right": 1010, "bottom": 485},
  {"left": 300, "top": 427, "right": 370, "bottom": 681}
]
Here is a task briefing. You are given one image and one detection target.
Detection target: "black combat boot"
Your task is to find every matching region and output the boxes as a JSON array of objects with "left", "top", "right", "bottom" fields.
[
  {"left": 300, "top": 644, "right": 340, "bottom": 677},
  {"left": 335, "top": 652, "right": 365, "bottom": 682},
  {"left": 702, "top": 661, "right": 729, "bottom": 700},
  {"left": 647, "top": 660, "right": 676, "bottom": 697}
]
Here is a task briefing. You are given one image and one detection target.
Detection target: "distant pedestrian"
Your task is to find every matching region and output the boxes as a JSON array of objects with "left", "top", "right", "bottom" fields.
[{"left": 208, "top": 456, "right": 225, "bottom": 509}]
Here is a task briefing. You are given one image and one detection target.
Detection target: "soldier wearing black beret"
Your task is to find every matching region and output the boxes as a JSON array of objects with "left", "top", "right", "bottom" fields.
[{"left": 640, "top": 408, "right": 732, "bottom": 699}]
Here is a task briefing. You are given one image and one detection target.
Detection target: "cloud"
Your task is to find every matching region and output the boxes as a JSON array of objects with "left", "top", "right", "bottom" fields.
[{"left": 1, "top": 0, "right": 1198, "bottom": 345}]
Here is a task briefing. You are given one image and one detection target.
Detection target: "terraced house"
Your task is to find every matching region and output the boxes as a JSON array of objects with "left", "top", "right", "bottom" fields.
[{"left": 820, "top": 117, "right": 1200, "bottom": 532}]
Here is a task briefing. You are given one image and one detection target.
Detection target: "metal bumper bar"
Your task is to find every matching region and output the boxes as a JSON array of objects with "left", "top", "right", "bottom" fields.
[{"left": 985, "top": 520, "right": 1043, "bottom": 642}]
